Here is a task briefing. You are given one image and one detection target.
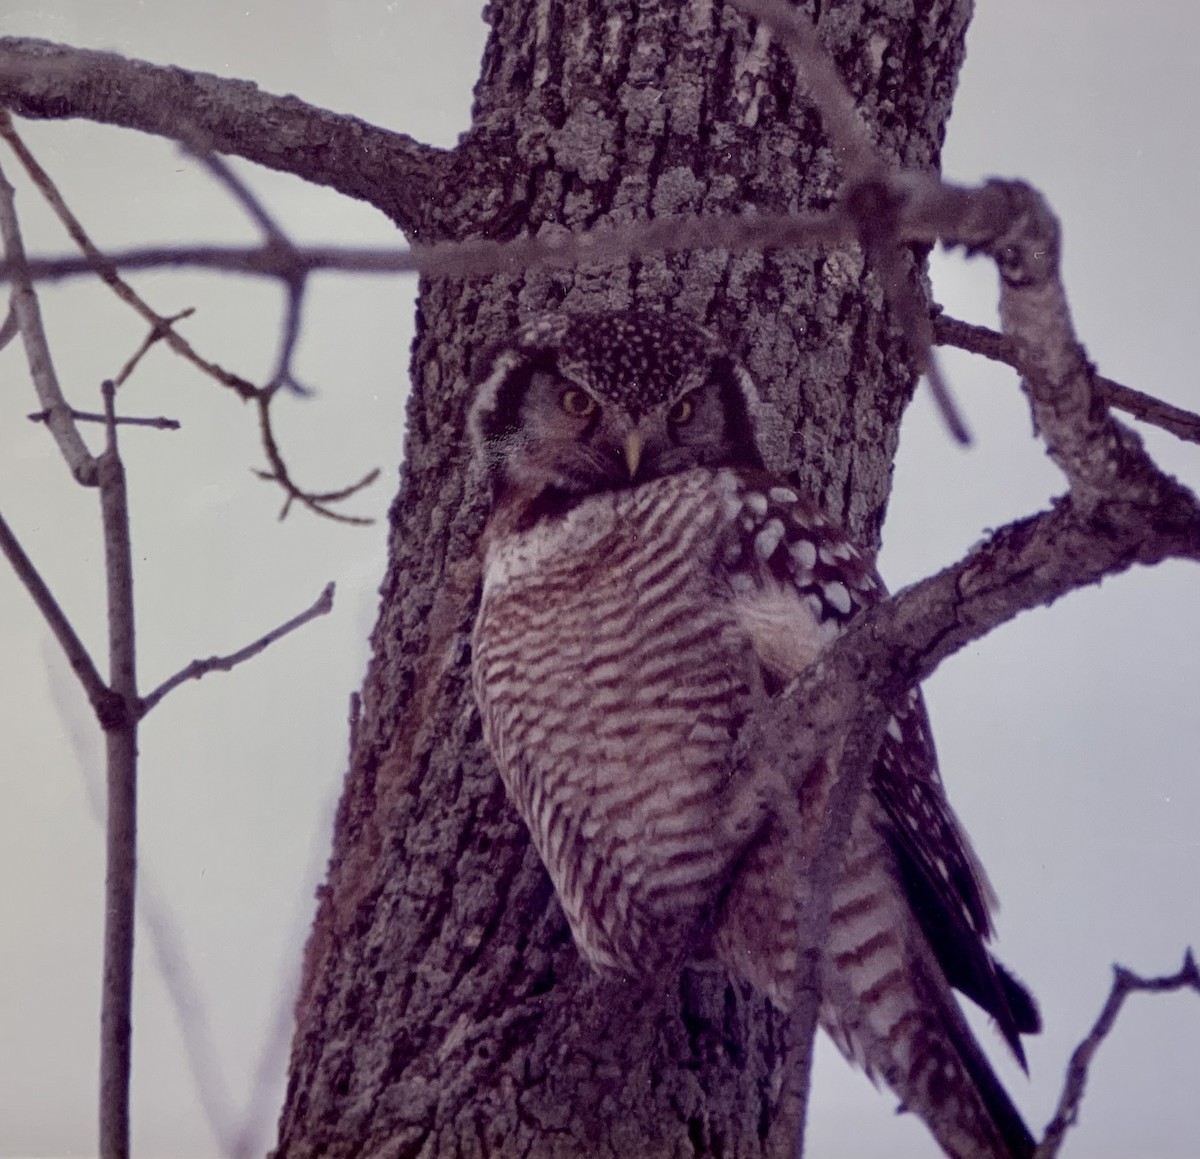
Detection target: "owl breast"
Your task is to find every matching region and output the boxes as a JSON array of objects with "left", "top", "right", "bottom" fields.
[{"left": 472, "top": 468, "right": 777, "bottom": 976}]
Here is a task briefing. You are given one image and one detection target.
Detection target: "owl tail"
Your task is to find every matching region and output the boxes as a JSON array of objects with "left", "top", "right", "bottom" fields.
[{"left": 714, "top": 803, "right": 1035, "bottom": 1159}]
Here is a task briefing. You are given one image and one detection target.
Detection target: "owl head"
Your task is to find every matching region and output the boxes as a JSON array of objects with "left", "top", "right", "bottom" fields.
[{"left": 470, "top": 311, "right": 771, "bottom": 499}]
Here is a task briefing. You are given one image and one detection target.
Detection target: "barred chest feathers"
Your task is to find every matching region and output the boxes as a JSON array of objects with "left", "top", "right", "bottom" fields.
[{"left": 472, "top": 466, "right": 875, "bottom": 978}]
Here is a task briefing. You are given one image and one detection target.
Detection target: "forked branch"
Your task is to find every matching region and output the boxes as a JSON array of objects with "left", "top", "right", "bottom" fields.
[
  {"left": 1034, "top": 951, "right": 1200, "bottom": 1159},
  {"left": 0, "top": 112, "right": 258, "bottom": 400},
  {"left": 0, "top": 113, "right": 378, "bottom": 522},
  {"left": 1, "top": 210, "right": 340, "bottom": 1150},
  {"left": 739, "top": 177, "right": 1200, "bottom": 1157}
]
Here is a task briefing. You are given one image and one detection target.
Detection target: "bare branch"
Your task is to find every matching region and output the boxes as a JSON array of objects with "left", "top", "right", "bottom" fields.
[
  {"left": 97, "top": 378, "right": 139, "bottom": 1159},
  {"left": 0, "top": 205, "right": 858, "bottom": 286},
  {"left": 0, "top": 505, "right": 114, "bottom": 720},
  {"left": 189, "top": 147, "right": 290, "bottom": 246},
  {"left": 743, "top": 177, "right": 1200, "bottom": 800},
  {"left": 3, "top": 123, "right": 372, "bottom": 525},
  {"left": 0, "top": 113, "right": 258, "bottom": 400},
  {"left": 0, "top": 38, "right": 448, "bottom": 230},
  {"left": 112, "top": 308, "right": 194, "bottom": 388},
  {"left": 0, "top": 180, "right": 1066, "bottom": 294},
  {"left": 0, "top": 178, "right": 1046, "bottom": 295},
  {"left": 188, "top": 149, "right": 311, "bottom": 394},
  {"left": 749, "top": 483, "right": 1200, "bottom": 829},
  {"left": 253, "top": 394, "right": 378, "bottom": 524},
  {"left": 0, "top": 151, "right": 98, "bottom": 483},
  {"left": 952, "top": 181, "right": 1177, "bottom": 512},
  {"left": 1034, "top": 951, "right": 1200, "bottom": 1159},
  {"left": 934, "top": 313, "right": 1200, "bottom": 445},
  {"left": 0, "top": 241, "right": 391, "bottom": 281},
  {"left": 139, "top": 582, "right": 335, "bottom": 716},
  {"left": 845, "top": 181, "right": 972, "bottom": 444},
  {"left": 28, "top": 407, "right": 180, "bottom": 430},
  {"left": 268, "top": 283, "right": 309, "bottom": 395}
]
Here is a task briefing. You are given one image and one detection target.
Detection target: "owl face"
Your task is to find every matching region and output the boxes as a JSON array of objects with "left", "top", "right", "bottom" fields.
[{"left": 471, "top": 312, "right": 767, "bottom": 499}]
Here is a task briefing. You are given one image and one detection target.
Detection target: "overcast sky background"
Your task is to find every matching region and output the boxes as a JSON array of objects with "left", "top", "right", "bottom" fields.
[{"left": 0, "top": 3, "right": 1197, "bottom": 1157}]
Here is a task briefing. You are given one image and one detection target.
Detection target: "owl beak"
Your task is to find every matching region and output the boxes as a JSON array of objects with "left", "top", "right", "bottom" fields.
[{"left": 622, "top": 431, "right": 644, "bottom": 478}]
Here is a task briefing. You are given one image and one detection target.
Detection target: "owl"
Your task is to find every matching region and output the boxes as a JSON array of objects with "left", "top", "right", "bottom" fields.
[{"left": 469, "top": 311, "right": 1040, "bottom": 1159}]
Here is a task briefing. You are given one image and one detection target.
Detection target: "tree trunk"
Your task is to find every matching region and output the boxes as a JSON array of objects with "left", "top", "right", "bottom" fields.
[{"left": 276, "top": 2, "right": 972, "bottom": 1155}]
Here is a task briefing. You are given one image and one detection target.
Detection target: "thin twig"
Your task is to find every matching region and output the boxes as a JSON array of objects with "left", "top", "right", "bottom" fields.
[
  {"left": 187, "top": 147, "right": 290, "bottom": 246},
  {"left": 188, "top": 148, "right": 310, "bottom": 393},
  {"left": 0, "top": 181, "right": 1037, "bottom": 290},
  {"left": 0, "top": 504, "right": 114, "bottom": 720},
  {"left": 3, "top": 123, "right": 374, "bottom": 520},
  {"left": 934, "top": 313, "right": 1200, "bottom": 445},
  {"left": 0, "top": 176, "right": 1017, "bottom": 291},
  {"left": 254, "top": 394, "right": 377, "bottom": 524},
  {"left": 0, "top": 111, "right": 258, "bottom": 400},
  {"left": 139, "top": 582, "right": 335, "bottom": 715},
  {"left": 0, "top": 151, "right": 98, "bottom": 483},
  {"left": 0, "top": 293, "right": 16, "bottom": 348},
  {"left": 112, "top": 307, "right": 195, "bottom": 388},
  {"left": 0, "top": 208, "right": 856, "bottom": 285},
  {"left": 1034, "top": 951, "right": 1200, "bottom": 1159},
  {"left": 46, "top": 642, "right": 278, "bottom": 1159},
  {"left": 267, "top": 280, "right": 309, "bottom": 394},
  {"left": 28, "top": 407, "right": 180, "bottom": 430}
]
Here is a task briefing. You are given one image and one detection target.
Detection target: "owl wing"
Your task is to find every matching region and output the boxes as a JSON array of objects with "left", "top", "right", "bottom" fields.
[
  {"left": 874, "top": 694, "right": 1041, "bottom": 1062},
  {"left": 713, "top": 469, "right": 1038, "bottom": 1059}
]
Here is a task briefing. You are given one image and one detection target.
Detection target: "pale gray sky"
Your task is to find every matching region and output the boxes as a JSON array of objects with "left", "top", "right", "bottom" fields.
[{"left": 0, "top": 3, "right": 1197, "bottom": 1157}]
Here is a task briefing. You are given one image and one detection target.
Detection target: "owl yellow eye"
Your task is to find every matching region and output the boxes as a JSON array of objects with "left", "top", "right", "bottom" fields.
[
  {"left": 668, "top": 395, "right": 695, "bottom": 424},
  {"left": 560, "top": 388, "right": 597, "bottom": 418}
]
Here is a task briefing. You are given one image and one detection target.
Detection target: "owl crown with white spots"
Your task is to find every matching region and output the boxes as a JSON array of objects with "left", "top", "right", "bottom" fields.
[{"left": 470, "top": 309, "right": 1039, "bottom": 1159}]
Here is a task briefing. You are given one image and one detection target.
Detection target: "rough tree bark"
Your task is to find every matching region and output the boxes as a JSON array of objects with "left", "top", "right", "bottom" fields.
[{"left": 270, "top": 2, "right": 972, "bottom": 1156}]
